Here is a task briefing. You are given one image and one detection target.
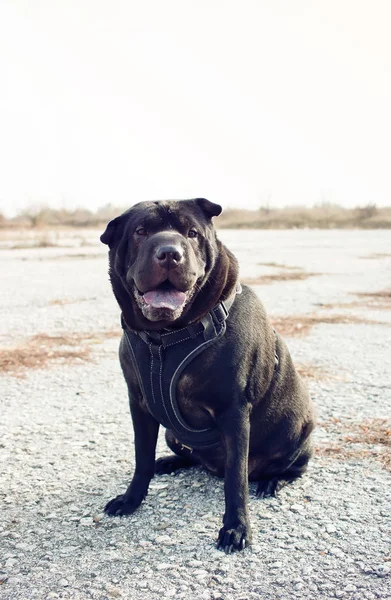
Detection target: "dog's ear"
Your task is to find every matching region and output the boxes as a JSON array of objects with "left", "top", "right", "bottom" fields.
[
  {"left": 195, "top": 198, "right": 222, "bottom": 218},
  {"left": 100, "top": 216, "right": 125, "bottom": 248}
]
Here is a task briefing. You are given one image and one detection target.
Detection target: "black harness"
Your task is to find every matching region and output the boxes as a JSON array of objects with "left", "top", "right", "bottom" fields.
[{"left": 121, "top": 285, "right": 279, "bottom": 451}]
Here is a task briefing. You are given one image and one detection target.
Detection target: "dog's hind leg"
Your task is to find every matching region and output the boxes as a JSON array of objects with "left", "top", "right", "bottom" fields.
[
  {"left": 155, "top": 429, "right": 200, "bottom": 475},
  {"left": 255, "top": 440, "right": 313, "bottom": 499}
]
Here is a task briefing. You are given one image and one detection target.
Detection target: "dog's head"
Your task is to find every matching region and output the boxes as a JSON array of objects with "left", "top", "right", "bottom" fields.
[{"left": 101, "top": 198, "right": 238, "bottom": 330}]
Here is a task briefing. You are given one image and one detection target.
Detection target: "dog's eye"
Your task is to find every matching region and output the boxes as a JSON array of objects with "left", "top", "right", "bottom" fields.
[
  {"left": 136, "top": 227, "right": 147, "bottom": 236},
  {"left": 188, "top": 229, "right": 198, "bottom": 238}
]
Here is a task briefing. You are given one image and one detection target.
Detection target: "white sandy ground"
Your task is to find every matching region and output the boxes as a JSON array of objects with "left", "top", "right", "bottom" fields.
[{"left": 0, "top": 229, "right": 390, "bottom": 600}]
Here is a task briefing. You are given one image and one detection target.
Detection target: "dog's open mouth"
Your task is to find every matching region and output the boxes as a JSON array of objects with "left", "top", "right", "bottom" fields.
[{"left": 137, "top": 280, "right": 189, "bottom": 312}]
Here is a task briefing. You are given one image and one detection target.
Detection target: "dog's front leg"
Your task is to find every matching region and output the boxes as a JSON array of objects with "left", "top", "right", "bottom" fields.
[
  {"left": 104, "top": 396, "right": 159, "bottom": 517},
  {"left": 216, "top": 404, "right": 252, "bottom": 553}
]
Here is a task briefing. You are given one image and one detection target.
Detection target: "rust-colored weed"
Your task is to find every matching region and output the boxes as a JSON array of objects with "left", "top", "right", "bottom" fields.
[{"left": 316, "top": 418, "right": 391, "bottom": 471}]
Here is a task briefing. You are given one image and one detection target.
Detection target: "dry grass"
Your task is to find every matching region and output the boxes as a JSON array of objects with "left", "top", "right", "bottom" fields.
[
  {"left": 271, "top": 313, "right": 385, "bottom": 337},
  {"left": 216, "top": 204, "right": 391, "bottom": 229},
  {"left": 257, "top": 262, "right": 301, "bottom": 270},
  {"left": 360, "top": 253, "right": 391, "bottom": 259},
  {"left": 316, "top": 418, "right": 391, "bottom": 471},
  {"left": 2, "top": 203, "right": 391, "bottom": 230},
  {"left": 47, "top": 253, "right": 104, "bottom": 261},
  {"left": 295, "top": 364, "right": 341, "bottom": 382},
  {"left": 0, "top": 331, "right": 120, "bottom": 375},
  {"left": 319, "top": 289, "right": 391, "bottom": 311},
  {"left": 241, "top": 271, "right": 320, "bottom": 285},
  {"left": 49, "top": 296, "right": 99, "bottom": 306},
  {"left": 49, "top": 298, "right": 80, "bottom": 306},
  {"left": 353, "top": 290, "right": 391, "bottom": 309}
]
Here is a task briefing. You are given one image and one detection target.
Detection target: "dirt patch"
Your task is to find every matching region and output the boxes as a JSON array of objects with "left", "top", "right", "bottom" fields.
[
  {"left": 316, "top": 418, "right": 391, "bottom": 471},
  {"left": 241, "top": 271, "right": 320, "bottom": 285},
  {"left": 0, "top": 331, "right": 120, "bottom": 375},
  {"left": 271, "top": 313, "right": 384, "bottom": 337}
]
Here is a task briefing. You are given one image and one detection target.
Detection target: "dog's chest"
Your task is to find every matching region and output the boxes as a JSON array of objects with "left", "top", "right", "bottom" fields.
[{"left": 176, "top": 372, "right": 215, "bottom": 429}]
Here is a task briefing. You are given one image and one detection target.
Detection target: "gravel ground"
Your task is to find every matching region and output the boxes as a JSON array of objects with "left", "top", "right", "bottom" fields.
[{"left": 1, "top": 228, "right": 390, "bottom": 600}]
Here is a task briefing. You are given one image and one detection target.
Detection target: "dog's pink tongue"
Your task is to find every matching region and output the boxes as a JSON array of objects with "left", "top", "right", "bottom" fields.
[{"left": 143, "top": 289, "right": 187, "bottom": 310}]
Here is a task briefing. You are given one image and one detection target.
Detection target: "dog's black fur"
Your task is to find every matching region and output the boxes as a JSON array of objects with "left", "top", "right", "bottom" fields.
[{"left": 101, "top": 198, "right": 315, "bottom": 552}]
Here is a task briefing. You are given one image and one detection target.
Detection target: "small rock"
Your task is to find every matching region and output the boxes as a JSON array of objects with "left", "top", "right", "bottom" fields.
[
  {"left": 194, "top": 569, "right": 209, "bottom": 578},
  {"left": 156, "top": 563, "right": 174, "bottom": 571},
  {"left": 15, "top": 542, "right": 34, "bottom": 551},
  {"left": 106, "top": 585, "right": 121, "bottom": 597},
  {"left": 187, "top": 560, "right": 203, "bottom": 567},
  {"left": 375, "top": 565, "right": 390, "bottom": 577},
  {"left": 0, "top": 572, "right": 9, "bottom": 584},
  {"left": 5, "top": 559, "right": 17, "bottom": 568},
  {"left": 154, "top": 535, "right": 172, "bottom": 544},
  {"left": 58, "top": 578, "right": 69, "bottom": 587},
  {"left": 92, "top": 514, "right": 102, "bottom": 523},
  {"left": 290, "top": 504, "right": 304, "bottom": 513},
  {"left": 138, "top": 581, "right": 148, "bottom": 589}
]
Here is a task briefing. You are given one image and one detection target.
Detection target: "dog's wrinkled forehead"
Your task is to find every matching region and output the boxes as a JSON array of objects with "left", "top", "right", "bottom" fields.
[
  {"left": 130, "top": 199, "right": 220, "bottom": 233},
  {"left": 100, "top": 198, "right": 221, "bottom": 248},
  {"left": 132, "top": 201, "right": 196, "bottom": 233}
]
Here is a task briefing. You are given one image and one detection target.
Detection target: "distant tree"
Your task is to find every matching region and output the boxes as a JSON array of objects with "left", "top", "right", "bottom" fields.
[{"left": 356, "top": 204, "right": 377, "bottom": 220}]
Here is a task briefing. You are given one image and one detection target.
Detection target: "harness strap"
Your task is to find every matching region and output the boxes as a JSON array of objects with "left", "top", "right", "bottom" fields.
[{"left": 121, "top": 283, "right": 279, "bottom": 451}]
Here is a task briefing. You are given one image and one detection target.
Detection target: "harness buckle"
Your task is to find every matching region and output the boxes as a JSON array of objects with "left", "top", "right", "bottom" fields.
[{"left": 181, "top": 443, "right": 193, "bottom": 453}]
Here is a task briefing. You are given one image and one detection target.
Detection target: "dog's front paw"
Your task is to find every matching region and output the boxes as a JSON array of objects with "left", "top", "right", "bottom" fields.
[
  {"left": 104, "top": 494, "right": 142, "bottom": 517},
  {"left": 216, "top": 521, "right": 252, "bottom": 554}
]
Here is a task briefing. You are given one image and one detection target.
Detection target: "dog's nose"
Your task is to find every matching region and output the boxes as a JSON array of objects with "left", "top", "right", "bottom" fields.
[{"left": 155, "top": 244, "right": 184, "bottom": 267}]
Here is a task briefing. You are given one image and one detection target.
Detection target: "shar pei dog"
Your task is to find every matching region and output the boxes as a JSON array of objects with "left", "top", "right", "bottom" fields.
[{"left": 100, "top": 198, "right": 315, "bottom": 553}]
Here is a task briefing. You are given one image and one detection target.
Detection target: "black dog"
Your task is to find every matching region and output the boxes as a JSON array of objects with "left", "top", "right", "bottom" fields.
[{"left": 101, "top": 198, "right": 315, "bottom": 553}]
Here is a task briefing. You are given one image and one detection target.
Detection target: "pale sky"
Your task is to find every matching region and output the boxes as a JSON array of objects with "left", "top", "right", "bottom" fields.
[{"left": 1, "top": 0, "right": 391, "bottom": 216}]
